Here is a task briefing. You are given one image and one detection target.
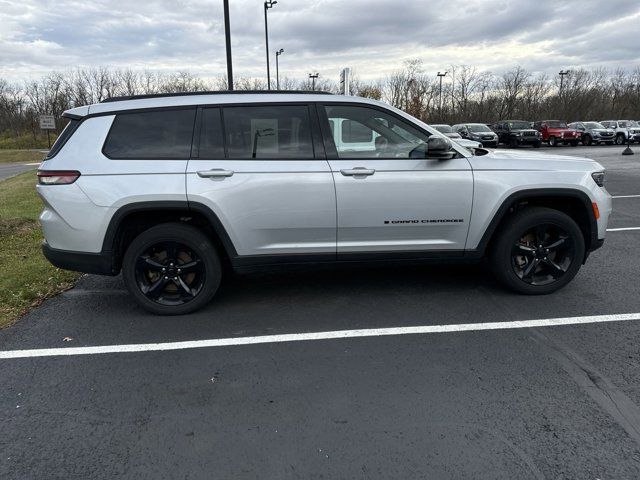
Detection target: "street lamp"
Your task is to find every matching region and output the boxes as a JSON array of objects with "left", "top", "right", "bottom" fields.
[
  {"left": 275, "top": 48, "right": 284, "bottom": 90},
  {"left": 559, "top": 70, "right": 570, "bottom": 93},
  {"left": 223, "top": 0, "right": 233, "bottom": 90},
  {"left": 437, "top": 72, "right": 447, "bottom": 119},
  {"left": 264, "top": 1, "right": 278, "bottom": 90},
  {"left": 309, "top": 72, "right": 319, "bottom": 91}
]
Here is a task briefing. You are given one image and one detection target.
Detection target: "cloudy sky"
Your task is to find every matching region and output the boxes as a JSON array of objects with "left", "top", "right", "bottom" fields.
[{"left": 1, "top": 0, "right": 640, "bottom": 83}]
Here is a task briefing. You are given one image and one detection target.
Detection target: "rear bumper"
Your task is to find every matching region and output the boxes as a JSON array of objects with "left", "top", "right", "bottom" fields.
[{"left": 42, "top": 241, "right": 116, "bottom": 275}]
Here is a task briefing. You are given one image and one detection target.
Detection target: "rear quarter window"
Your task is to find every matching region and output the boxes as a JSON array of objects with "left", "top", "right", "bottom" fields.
[
  {"left": 45, "top": 119, "right": 80, "bottom": 159},
  {"left": 103, "top": 108, "right": 196, "bottom": 159}
]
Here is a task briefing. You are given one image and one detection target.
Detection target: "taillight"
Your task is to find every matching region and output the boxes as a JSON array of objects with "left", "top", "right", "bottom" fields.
[{"left": 37, "top": 170, "right": 81, "bottom": 185}]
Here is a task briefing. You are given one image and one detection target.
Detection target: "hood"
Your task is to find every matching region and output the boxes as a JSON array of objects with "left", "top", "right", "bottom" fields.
[
  {"left": 468, "top": 148, "right": 604, "bottom": 172},
  {"left": 443, "top": 132, "right": 461, "bottom": 138}
]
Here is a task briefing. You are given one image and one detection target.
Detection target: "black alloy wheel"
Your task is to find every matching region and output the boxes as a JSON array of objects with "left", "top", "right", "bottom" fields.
[
  {"left": 490, "top": 207, "right": 585, "bottom": 295},
  {"left": 135, "top": 241, "right": 205, "bottom": 306},
  {"left": 511, "top": 224, "right": 575, "bottom": 286},
  {"left": 583, "top": 135, "right": 592, "bottom": 146},
  {"left": 122, "top": 223, "right": 221, "bottom": 315}
]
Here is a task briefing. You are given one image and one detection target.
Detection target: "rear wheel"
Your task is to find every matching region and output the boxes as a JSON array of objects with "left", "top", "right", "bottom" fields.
[
  {"left": 570, "top": 140, "right": 579, "bottom": 147},
  {"left": 508, "top": 137, "right": 518, "bottom": 148},
  {"left": 490, "top": 207, "right": 585, "bottom": 295},
  {"left": 122, "top": 223, "right": 222, "bottom": 315},
  {"left": 583, "top": 135, "right": 592, "bottom": 146}
]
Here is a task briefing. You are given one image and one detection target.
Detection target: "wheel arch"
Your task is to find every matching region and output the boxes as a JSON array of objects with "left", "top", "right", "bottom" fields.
[
  {"left": 475, "top": 188, "right": 598, "bottom": 260},
  {"left": 102, "top": 201, "right": 238, "bottom": 273}
]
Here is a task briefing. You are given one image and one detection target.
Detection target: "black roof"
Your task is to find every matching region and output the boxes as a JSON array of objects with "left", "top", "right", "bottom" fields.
[{"left": 101, "top": 90, "right": 333, "bottom": 103}]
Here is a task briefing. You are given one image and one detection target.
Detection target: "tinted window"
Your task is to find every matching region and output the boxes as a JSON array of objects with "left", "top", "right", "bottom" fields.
[
  {"left": 103, "top": 109, "right": 196, "bottom": 159},
  {"left": 223, "top": 105, "right": 314, "bottom": 159},
  {"left": 341, "top": 119, "right": 374, "bottom": 143},
  {"left": 46, "top": 119, "right": 80, "bottom": 159},
  {"left": 198, "top": 108, "right": 225, "bottom": 159},
  {"left": 323, "top": 104, "right": 429, "bottom": 159}
]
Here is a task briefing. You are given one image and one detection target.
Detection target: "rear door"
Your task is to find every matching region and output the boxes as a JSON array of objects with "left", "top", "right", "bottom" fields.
[
  {"left": 186, "top": 103, "right": 336, "bottom": 259},
  {"left": 318, "top": 103, "right": 473, "bottom": 255}
]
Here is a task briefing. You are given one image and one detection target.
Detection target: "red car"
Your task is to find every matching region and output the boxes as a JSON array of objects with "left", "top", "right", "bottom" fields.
[{"left": 533, "top": 120, "right": 581, "bottom": 147}]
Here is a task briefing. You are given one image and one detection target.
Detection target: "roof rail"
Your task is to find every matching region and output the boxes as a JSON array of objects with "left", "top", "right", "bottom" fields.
[{"left": 101, "top": 90, "right": 334, "bottom": 103}]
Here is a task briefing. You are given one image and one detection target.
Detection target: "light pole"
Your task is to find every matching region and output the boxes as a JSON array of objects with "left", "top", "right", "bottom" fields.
[
  {"left": 264, "top": 1, "right": 277, "bottom": 90},
  {"left": 437, "top": 72, "right": 447, "bottom": 119},
  {"left": 559, "top": 70, "right": 569, "bottom": 93},
  {"left": 309, "top": 72, "right": 319, "bottom": 91},
  {"left": 275, "top": 48, "right": 284, "bottom": 90},
  {"left": 223, "top": 0, "right": 233, "bottom": 90}
]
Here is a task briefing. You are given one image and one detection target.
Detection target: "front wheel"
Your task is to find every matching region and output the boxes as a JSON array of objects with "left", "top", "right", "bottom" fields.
[
  {"left": 490, "top": 207, "right": 585, "bottom": 295},
  {"left": 533, "top": 141, "right": 541, "bottom": 148},
  {"left": 616, "top": 134, "right": 626, "bottom": 145},
  {"left": 122, "top": 223, "right": 222, "bottom": 315},
  {"left": 570, "top": 141, "right": 579, "bottom": 147},
  {"left": 583, "top": 135, "right": 592, "bottom": 146},
  {"left": 549, "top": 136, "right": 557, "bottom": 147}
]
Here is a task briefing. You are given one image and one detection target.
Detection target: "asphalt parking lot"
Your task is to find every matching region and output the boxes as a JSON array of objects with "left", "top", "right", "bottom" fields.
[{"left": 1, "top": 145, "right": 640, "bottom": 479}]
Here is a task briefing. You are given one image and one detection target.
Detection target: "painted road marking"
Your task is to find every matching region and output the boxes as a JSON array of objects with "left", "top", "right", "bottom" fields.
[
  {"left": 607, "top": 227, "right": 640, "bottom": 232},
  {"left": 24, "top": 162, "right": 41, "bottom": 166},
  {"left": 1, "top": 313, "right": 640, "bottom": 360},
  {"left": 612, "top": 195, "right": 640, "bottom": 199}
]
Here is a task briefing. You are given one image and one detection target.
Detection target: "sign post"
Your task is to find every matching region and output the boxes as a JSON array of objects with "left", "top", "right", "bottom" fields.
[
  {"left": 39, "top": 115, "right": 56, "bottom": 149},
  {"left": 340, "top": 68, "right": 351, "bottom": 96}
]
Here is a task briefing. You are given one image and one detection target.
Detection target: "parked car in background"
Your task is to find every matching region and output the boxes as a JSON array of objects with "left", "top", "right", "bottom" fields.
[
  {"left": 600, "top": 120, "right": 640, "bottom": 144},
  {"left": 431, "top": 124, "right": 463, "bottom": 139},
  {"left": 568, "top": 122, "right": 615, "bottom": 146},
  {"left": 491, "top": 120, "right": 541, "bottom": 148},
  {"left": 533, "top": 120, "right": 581, "bottom": 147},
  {"left": 453, "top": 123, "right": 499, "bottom": 147}
]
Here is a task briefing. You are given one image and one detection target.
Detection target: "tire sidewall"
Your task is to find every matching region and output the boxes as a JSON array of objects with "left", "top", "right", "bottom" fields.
[{"left": 122, "top": 223, "right": 222, "bottom": 315}]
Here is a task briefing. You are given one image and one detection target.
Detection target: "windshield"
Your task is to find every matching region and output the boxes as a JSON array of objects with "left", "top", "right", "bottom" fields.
[
  {"left": 619, "top": 121, "right": 631, "bottom": 127},
  {"left": 507, "top": 122, "right": 530, "bottom": 130},
  {"left": 467, "top": 124, "right": 492, "bottom": 133},
  {"left": 585, "top": 122, "right": 605, "bottom": 129},
  {"left": 547, "top": 121, "right": 567, "bottom": 128},
  {"left": 630, "top": 121, "right": 640, "bottom": 127},
  {"left": 432, "top": 125, "right": 453, "bottom": 133}
]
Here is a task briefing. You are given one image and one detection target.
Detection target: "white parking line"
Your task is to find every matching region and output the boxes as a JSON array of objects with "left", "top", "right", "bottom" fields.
[
  {"left": 607, "top": 227, "right": 640, "bottom": 232},
  {"left": 1, "top": 312, "right": 640, "bottom": 360},
  {"left": 612, "top": 195, "right": 640, "bottom": 199}
]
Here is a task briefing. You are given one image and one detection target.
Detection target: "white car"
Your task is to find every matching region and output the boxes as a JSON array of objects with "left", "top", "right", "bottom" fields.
[{"left": 37, "top": 92, "right": 611, "bottom": 314}]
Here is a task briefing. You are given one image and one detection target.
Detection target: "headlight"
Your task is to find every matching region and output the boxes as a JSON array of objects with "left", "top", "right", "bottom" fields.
[{"left": 591, "top": 171, "right": 605, "bottom": 187}]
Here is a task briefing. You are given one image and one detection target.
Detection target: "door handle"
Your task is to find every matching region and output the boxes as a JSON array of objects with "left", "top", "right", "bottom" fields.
[
  {"left": 340, "top": 167, "right": 375, "bottom": 177},
  {"left": 197, "top": 169, "right": 234, "bottom": 178}
]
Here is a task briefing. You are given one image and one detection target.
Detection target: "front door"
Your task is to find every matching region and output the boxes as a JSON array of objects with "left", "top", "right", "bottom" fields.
[{"left": 319, "top": 103, "right": 473, "bottom": 255}]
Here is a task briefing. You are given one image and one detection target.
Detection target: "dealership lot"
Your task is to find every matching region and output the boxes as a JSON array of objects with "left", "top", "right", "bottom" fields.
[{"left": 1, "top": 145, "right": 640, "bottom": 478}]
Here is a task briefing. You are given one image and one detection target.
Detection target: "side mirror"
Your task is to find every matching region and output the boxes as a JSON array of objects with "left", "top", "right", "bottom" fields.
[{"left": 409, "top": 136, "right": 455, "bottom": 160}]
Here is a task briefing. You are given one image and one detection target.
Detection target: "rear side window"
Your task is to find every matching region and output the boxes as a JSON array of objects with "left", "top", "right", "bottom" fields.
[
  {"left": 46, "top": 119, "right": 80, "bottom": 159},
  {"left": 103, "top": 108, "right": 196, "bottom": 159},
  {"left": 222, "top": 105, "right": 314, "bottom": 159}
]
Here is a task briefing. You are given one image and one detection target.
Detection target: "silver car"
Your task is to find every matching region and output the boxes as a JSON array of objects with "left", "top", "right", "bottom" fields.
[
  {"left": 37, "top": 92, "right": 611, "bottom": 314},
  {"left": 600, "top": 120, "right": 640, "bottom": 144},
  {"left": 452, "top": 123, "right": 499, "bottom": 147},
  {"left": 568, "top": 122, "right": 616, "bottom": 146}
]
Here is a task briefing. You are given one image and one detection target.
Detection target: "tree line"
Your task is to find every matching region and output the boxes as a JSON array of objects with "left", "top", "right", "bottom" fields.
[{"left": 1, "top": 60, "right": 639, "bottom": 147}]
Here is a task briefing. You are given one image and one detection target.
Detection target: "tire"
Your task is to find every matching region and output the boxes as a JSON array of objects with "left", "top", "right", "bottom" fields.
[
  {"left": 583, "top": 135, "right": 592, "bottom": 146},
  {"left": 533, "top": 141, "right": 541, "bottom": 148},
  {"left": 508, "top": 137, "right": 518, "bottom": 148},
  {"left": 616, "top": 134, "right": 626, "bottom": 145},
  {"left": 122, "top": 223, "right": 222, "bottom": 315},
  {"left": 549, "top": 136, "right": 557, "bottom": 147},
  {"left": 490, "top": 207, "right": 585, "bottom": 295},
  {"left": 570, "top": 141, "right": 578, "bottom": 147}
]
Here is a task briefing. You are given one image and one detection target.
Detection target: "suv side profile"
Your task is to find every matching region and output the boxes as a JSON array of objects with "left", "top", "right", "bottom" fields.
[
  {"left": 491, "top": 121, "right": 542, "bottom": 148},
  {"left": 568, "top": 122, "right": 615, "bottom": 146},
  {"left": 38, "top": 92, "right": 611, "bottom": 315},
  {"left": 600, "top": 120, "right": 640, "bottom": 145}
]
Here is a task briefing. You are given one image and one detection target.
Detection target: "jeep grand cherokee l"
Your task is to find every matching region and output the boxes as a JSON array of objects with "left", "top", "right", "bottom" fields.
[{"left": 37, "top": 92, "right": 611, "bottom": 315}]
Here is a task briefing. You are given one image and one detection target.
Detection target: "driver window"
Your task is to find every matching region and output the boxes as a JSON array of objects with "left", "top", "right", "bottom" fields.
[{"left": 323, "top": 104, "right": 429, "bottom": 159}]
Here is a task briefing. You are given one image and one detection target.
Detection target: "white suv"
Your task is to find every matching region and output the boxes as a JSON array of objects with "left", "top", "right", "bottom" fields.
[{"left": 37, "top": 92, "right": 611, "bottom": 314}]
